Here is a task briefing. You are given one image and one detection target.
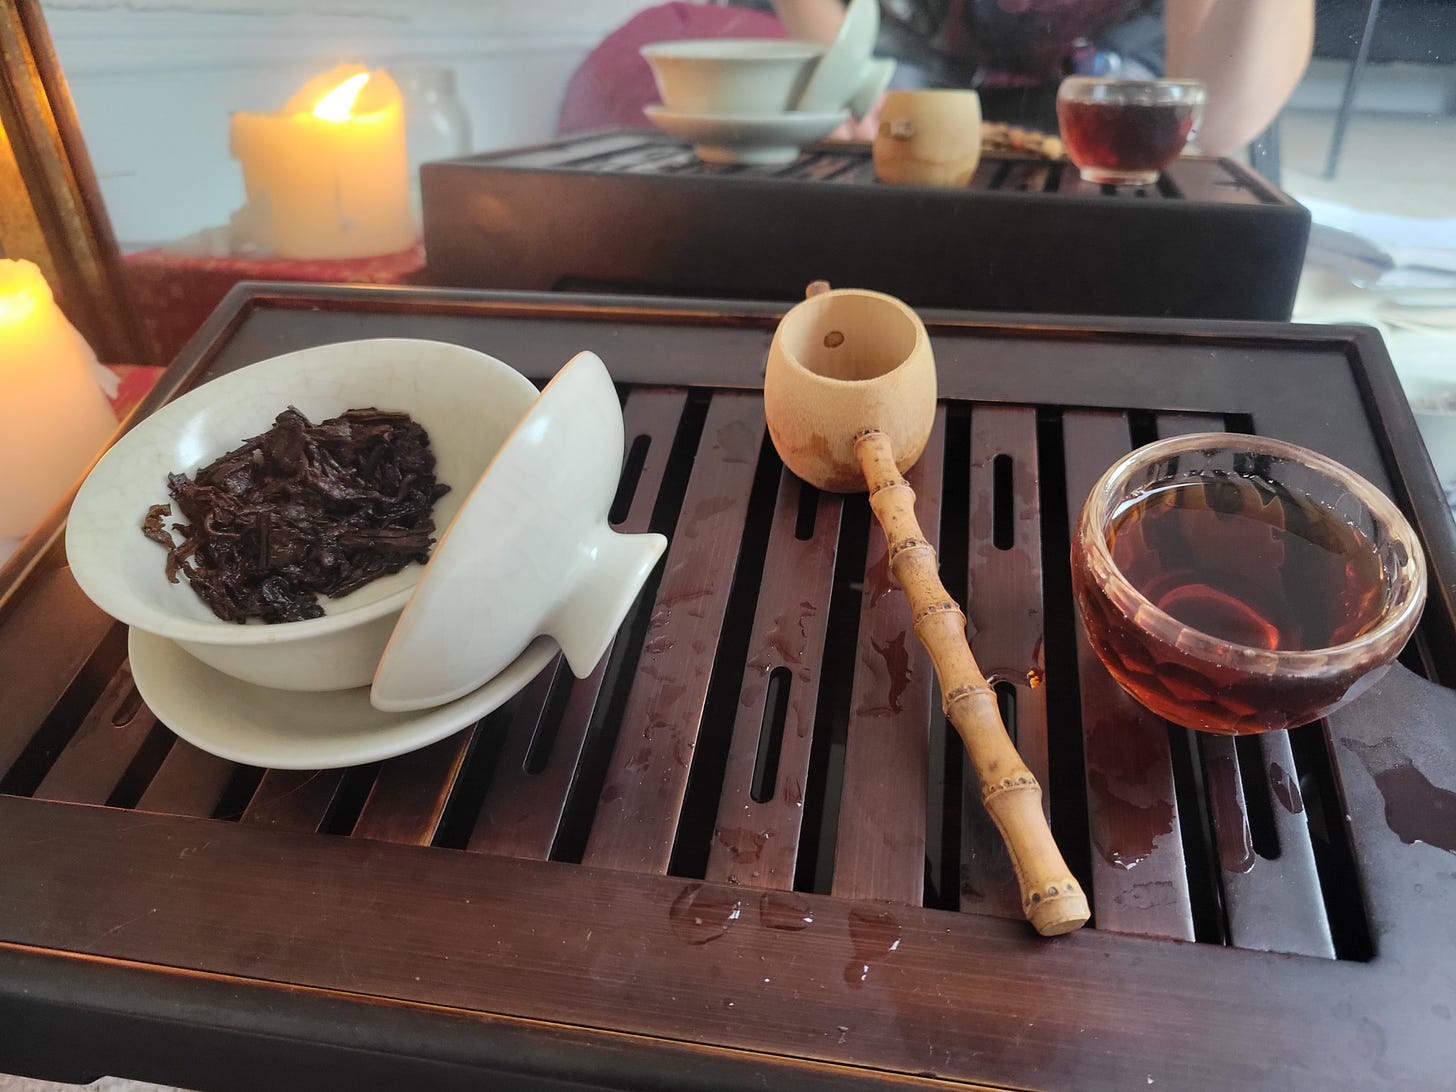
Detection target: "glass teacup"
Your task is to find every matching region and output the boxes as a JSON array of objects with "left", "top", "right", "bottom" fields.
[
  {"left": 1071, "top": 433, "right": 1427, "bottom": 735},
  {"left": 1056, "top": 77, "right": 1207, "bottom": 186}
]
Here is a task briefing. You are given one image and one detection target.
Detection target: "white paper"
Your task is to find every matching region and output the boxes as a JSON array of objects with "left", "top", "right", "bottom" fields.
[{"left": 1297, "top": 195, "right": 1456, "bottom": 276}]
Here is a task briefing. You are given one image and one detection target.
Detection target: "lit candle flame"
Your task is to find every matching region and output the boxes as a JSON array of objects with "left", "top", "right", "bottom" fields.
[
  {"left": 312, "top": 72, "right": 371, "bottom": 123},
  {"left": 0, "top": 260, "right": 49, "bottom": 328}
]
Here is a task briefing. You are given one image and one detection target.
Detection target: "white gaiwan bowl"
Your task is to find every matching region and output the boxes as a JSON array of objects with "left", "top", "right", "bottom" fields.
[
  {"left": 65, "top": 338, "right": 540, "bottom": 692},
  {"left": 641, "top": 38, "right": 823, "bottom": 115},
  {"left": 372, "top": 351, "right": 667, "bottom": 713}
]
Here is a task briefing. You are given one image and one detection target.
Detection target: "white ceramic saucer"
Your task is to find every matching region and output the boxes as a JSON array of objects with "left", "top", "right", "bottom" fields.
[
  {"left": 129, "top": 627, "right": 557, "bottom": 770},
  {"left": 795, "top": 0, "right": 879, "bottom": 113},
  {"left": 645, "top": 104, "right": 848, "bottom": 164}
]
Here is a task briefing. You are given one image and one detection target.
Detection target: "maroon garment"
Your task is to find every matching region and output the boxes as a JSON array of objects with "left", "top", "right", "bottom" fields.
[
  {"left": 940, "top": 0, "right": 1149, "bottom": 85},
  {"left": 558, "top": 3, "right": 789, "bottom": 134}
]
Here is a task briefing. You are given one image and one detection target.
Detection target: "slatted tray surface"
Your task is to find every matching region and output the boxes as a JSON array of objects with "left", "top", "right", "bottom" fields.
[
  {"left": 3, "top": 286, "right": 1456, "bottom": 1091},
  {"left": 458, "top": 130, "right": 1285, "bottom": 206}
]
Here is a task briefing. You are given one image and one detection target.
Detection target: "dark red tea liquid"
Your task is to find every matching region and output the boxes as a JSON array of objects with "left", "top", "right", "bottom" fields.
[
  {"left": 1075, "top": 478, "right": 1389, "bottom": 734},
  {"left": 1057, "top": 99, "right": 1196, "bottom": 183}
]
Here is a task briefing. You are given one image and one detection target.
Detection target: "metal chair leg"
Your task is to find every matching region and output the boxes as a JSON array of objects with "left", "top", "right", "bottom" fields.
[{"left": 1324, "top": 0, "right": 1384, "bottom": 180}]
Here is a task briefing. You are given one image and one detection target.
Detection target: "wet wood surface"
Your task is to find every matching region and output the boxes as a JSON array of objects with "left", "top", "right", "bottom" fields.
[
  {"left": 1155, "top": 413, "right": 1334, "bottom": 956},
  {"left": 469, "top": 389, "right": 687, "bottom": 861},
  {"left": 353, "top": 731, "right": 474, "bottom": 846},
  {"left": 704, "top": 469, "right": 843, "bottom": 890},
  {"left": 1061, "top": 411, "right": 1194, "bottom": 939},
  {"left": 582, "top": 393, "right": 766, "bottom": 874},
  {"left": 3, "top": 791, "right": 1454, "bottom": 1090},
  {"left": 135, "top": 739, "right": 237, "bottom": 818},
  {"left": 31, "top": 664, "right": 156, "bottom": 805},
  {"left": 831, "top": 411, "right": 946, "bottom": 906},
  {"left": 959, "top": 406, "right": 1051, "bottom": 920}
]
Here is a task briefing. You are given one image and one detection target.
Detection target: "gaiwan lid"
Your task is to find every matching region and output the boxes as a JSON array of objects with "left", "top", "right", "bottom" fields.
[{"left": 371, "top": 350, "right": 667, "bottom": 713}]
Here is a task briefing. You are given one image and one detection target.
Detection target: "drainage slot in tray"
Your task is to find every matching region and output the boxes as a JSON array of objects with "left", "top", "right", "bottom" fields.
[
  {"left": 669, "top": 427, "right": 784, "bottom": 878},
  {"left": 1287, "top": 720, "right": 1376, "bottom": 962},
  {"left": 751, "top": 667, "right": 792, "bottom": 805},
  {"left": 1035, "top": 408, "right": 1094, "bottom": 895},
  {"left": 795, "top": 495, "right": 871, "bottom": 895},
  {"left": 0, "top": 621, "right": 128, "bottom": 798}
]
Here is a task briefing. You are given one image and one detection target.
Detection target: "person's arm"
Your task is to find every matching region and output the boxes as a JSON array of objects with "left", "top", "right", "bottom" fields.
[
  {"left": 770, "top": 0, "right": 846, "bottom": 45},
  {"left": 1163, "top": 0, "right": 1314, "bottom": 156}
]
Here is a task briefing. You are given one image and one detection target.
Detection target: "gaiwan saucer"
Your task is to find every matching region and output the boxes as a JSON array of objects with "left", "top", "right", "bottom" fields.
[
  {"left": 129, "top": 628, "right": 556, "bottom": 770},
  {"left": 644, "top": 104, "right": 847, "bottom": 165}
]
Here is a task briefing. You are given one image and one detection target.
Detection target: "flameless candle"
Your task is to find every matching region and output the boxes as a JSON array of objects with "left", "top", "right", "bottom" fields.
[
  {"left": 230, "top": 64, "right": 416, "bottom": 260},
  {"left": 0, "top": 260, "right": 117, "bottom": 539}
]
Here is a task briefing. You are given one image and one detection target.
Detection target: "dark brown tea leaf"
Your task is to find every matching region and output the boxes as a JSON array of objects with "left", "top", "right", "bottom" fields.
[{"left": 142, "top": 406, "right": 449, "bottom": 624}]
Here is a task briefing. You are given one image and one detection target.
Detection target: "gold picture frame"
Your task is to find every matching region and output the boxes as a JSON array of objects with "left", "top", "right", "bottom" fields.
[{"left": 0, "top": 0, "right": 153, "bottom": 364}]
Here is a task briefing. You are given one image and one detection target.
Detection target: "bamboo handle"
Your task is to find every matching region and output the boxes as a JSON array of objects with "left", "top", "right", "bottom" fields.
[{"left": 855, "top": 429, "right": 1090, "bottom": 936}]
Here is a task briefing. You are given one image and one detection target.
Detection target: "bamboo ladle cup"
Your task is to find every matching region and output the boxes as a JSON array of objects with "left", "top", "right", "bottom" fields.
[{"left": 764, "top": 283, "right": 1090, "bottom": 936}]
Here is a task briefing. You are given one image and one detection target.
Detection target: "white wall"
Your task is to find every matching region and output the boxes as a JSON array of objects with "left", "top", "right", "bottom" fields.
[{"left": 44, "top": 1, "right": 652, "bottom": 248}]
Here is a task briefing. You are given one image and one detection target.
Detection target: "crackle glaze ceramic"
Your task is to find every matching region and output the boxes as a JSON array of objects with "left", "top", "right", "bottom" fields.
[
  {"left": 371, "top": 350, "right": 668, "bottom": 713},
  {"left": 65, "top": 338, "right": 540, "bottom": 692},
  {"left": 641, "top": 38, "right": 823, "bottom": 116}
]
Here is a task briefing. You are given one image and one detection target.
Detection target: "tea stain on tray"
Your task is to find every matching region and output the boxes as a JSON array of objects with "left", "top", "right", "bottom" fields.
[
  {"left": 1206, "top": 747, "right": 1257, "bottom": 874},
  {"left": 1084, "top": 714, "right": 1176, "bottom": 871},
  {"left": 758, "top": 891, "right": 814, "bottom": 931},
  {"left": 669, "top": 883, "right": 744, "bottom": 945},
  {"left": 845, "top": 907, "right": 902, "bottom": 989},
  {"left": 1344, "top": 739, "right": 1456, "bottom": 855},
  {"left": 714, "top": 825, "right": 769, "bottom": 864},
  {"left": 713, "top": 417, "right": 761, "bottom": 465},
  {"left": 1111, "top": 878, "right": 1180, "bottom": 913},
  {"left": 857, "top": 631, "right": 912, "bottom": 718},
  {"left": 1268, "top": 760, "right": 1304, "bottom": 814},
  {"left": 750, "top": 603, "right": 814, "bottom": 678}
]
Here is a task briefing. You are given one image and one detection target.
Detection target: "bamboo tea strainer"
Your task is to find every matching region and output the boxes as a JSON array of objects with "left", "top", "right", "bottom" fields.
[{"left": 764, "top": 283, "right": 1090, "bottom": 936}]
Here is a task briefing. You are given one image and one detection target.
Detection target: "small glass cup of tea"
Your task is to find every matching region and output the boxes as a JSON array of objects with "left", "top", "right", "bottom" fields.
[
  {"left": 1056, "top": 76, "right": 1207, "bottom": 186},
  {"left": 1071, "top": 433, "right": 1426, "bottom": 735}
]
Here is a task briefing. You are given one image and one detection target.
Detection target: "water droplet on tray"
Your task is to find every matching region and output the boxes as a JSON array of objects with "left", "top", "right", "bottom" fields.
[{"left": 669, "top": 883, "right": 742, "bottom": 945}]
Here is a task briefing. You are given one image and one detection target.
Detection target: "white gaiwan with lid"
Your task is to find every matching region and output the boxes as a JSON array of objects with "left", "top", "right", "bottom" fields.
[{"left": 67, "top": 340, "right": 665, "bottom": 715}]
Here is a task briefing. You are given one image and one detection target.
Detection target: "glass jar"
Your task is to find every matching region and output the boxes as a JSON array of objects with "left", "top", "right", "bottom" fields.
[{"left": 394, "top": 66, "right": 473, "bottom": 219}]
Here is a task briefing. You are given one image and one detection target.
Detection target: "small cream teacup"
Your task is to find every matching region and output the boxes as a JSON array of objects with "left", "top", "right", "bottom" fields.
[
  {"left": 873, "top": 89, "right": 982, "bottom": 188},
  {"left": 764, "top": 284, "right": 936, "bottom": 493}
]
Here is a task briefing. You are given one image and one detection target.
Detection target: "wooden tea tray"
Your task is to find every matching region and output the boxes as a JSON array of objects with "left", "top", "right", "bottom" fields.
[
  {"left": 420, "top": 132, "right": 1309, "bottom": 322},
  {"left": 3, "top": 285, "right": 1455, "bottom": 1090}
]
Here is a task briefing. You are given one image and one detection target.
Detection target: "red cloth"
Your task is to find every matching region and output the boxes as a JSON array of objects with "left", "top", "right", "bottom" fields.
[
  {"left": 124, "top": 242, "right": 426, "bottom": 365},
  {"left": 107, "top": 364, "right": 164, "bottom": 419},
  {"left": 557, "top": 2, "right": 788, "bottom": 134}
]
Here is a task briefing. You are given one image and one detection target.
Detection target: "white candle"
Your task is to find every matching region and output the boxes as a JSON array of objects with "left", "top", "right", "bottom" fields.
[
  {"left": 230, "top": 65, "right": 416, "bottom": 260},
  {"left": 0, "top": 260, "right": 117, "bottom": 539}
]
